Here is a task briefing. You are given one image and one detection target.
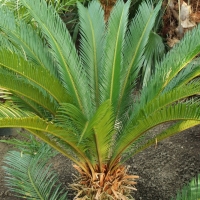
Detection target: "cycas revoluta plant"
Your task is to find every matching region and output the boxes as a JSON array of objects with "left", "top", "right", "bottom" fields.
[
  {"left": 3, "top": 142, "right": 68, "bottom": 199},
  {"left": 0, "top": 0, "right": 200, "bottom": 199},
  {"left": 0, "top": 0, "right": 86, "bottom": 41}
]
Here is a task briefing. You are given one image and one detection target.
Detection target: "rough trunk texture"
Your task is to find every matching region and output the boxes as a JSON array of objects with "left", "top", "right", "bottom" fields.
[{"left": 100, "top": 0, "right": 117, "bottom": 21}]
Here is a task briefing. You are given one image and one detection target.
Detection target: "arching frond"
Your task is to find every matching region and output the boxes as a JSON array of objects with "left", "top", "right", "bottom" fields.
[
  {"left": 163, "top": 58, "right": 200, "bottom": 92},
  {"left": 0, "top": 89, "right": 53, "bottom": 119},
  {"left": 122, "top": 120, "right": 200, "bottom": 164},
  {"left": 21, "top": 0, "right": 91, "bottom": 117},
  {"left": 142, "top": 31, "right": 165, "bottom": 87},
  {"left": 122, "top": 76, "right": 200, "bottom": 139},
  {"left": 111, "top": 102, "right": 200, "bottom": 166},
  {"left": 130, "top": 28, "right": 200, "bottom": 123},
  {"left": 78, "top": 1, "right": 105, "bottom": 111},
  {"left": 86, "top": 100, "right": 114, "bottom": 168},
  {"left": 141, "top": 81, "right": 200, "bottom": 118},
  {"left": 100, "top": 0, "right": 130, "bottom": 112},
  {"left": 159, "top": 26, "right": 200, "bottom": 89},
  {"left": 140, "top": 24, "right": 200, "bottom": 105},
  {"left": 3, "top": 145, "right": 68, "bottom": 200},
  {"left": 27, "top": 129, "right": 90, "bottom": 171},
  {"left": 0, "top": 49, "right": 70, "bottom": 103},
  {"left": 0, "top": 103, "right": 96, "bottom": 172},
  {"left": 0, "top": 7, "right": 57, "bottom": 76},
  {"left": 172, "top": 173, "right": 200, "bottom": 200},
  {"left": 54, "top": 103, "right": 87, "bottom": 135},
  {"left": 0, "top": 68, "right": 58, "bottom": 115},
  {"left": 117, "top": 1, "right": 162, "bottom": 116}
]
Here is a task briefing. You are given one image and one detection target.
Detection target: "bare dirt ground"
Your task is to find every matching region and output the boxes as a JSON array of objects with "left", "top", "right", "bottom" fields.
[
  {"left": 132, "top": 124, "right": 200, "bottom": 200},
  {"left": 0, "top": 124, "right": 199, "bottom": 200}
]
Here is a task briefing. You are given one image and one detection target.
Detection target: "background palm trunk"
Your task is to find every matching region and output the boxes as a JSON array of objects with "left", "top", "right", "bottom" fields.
[{"left": 100, "top": 0, "right": 117, "bottom": 21}]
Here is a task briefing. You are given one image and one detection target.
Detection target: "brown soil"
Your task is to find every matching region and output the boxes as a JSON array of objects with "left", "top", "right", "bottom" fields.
[
  {"left": 0, "top": 125, "right": 199, "bottom": 200},
  {"left": 162, "top": 0, "right": 200, "bottom": 47}
]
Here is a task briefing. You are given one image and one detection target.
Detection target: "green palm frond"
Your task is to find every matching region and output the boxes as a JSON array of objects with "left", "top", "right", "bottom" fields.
[
  {"left": 0, "top": 89, "right": 53, "bottom": 118},
  {"left": 3, "top": 144, "right": 68, "bottom": 200},
  {"left": 21, "top": 0, "right": 91, "bottom": 117},
  {"left": 0, "top": 67, "right": 58, "bottom": 115},
  {"left": 0, "top": 104, "right": 74, "bottom": 145},
  {"left": 117, "top": 0, "right": 162, "bottom": 117},
  {"left": 172, "top": 173, "right": 200, "bottom": 200},
  {"left": 140, "top": 26, "right": 200, "bottom": 105},
  {"left": 27, "top": 129, "right": 89, "bottom": 170},
  {"left": 0, "top": 49, "right": 70, "bottom": 104},
  {"left": 100, "top": 0, "right": 130, "bottom": 111},
  {"left": 78, "top": 0, "right": 105, "bottom": 110},
  {"left": 0, "top": 104, "right": 94, "bottom": 171},
  {"left": 129, "top": 38, "right": 200, "bottom": 129},
  {"left": 124, "top": 120, "right": 200, "bottom": 162},
  {"left": 55, "top": 103, "right": 87, "bottom": 131},
  {"left": 1, "top": 117, "right": 79, "bottom": 154},
  {"left": 0, "top": 0, "right": 200, "bottom": 198},
  {"left": 112, "top": 102, "right": 200, "bottom": 166},
  {"left": 160, "top": 30, "right": 200, "bottom": 88},
  {"left": 0, "top": 7, "right": 56, "bottom": 75},
  {"left": 142, "top": 81, "right": 200, "bottom": 117},
  {"left": 113, "top": 80, "right": 200, "bottom": 164},
  {"left": 164, "top": 59, "right": 200, "bottom": 91},
  {"left": 85, "top": 100, "right": 115, "bottom": 167},
  {"left": 142, "top": 31, "right": 165, "bottom": 87}
]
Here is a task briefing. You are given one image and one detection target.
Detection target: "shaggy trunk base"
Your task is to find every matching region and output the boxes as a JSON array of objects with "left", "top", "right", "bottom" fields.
[{"left": 71, "top": 164, "right": 139, "bottom": 200}]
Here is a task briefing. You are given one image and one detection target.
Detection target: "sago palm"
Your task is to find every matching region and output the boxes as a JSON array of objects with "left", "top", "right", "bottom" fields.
[
  {"left": 0, "top": 0, "right": 200, "bottom": 199},
  {"left": 3, "top": 142, "right": 68, "bottom": 200}
]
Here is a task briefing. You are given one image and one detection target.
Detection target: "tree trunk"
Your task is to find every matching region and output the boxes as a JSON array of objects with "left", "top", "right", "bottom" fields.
[{"left": 100, "top": 0, "right": 117, "bottom": 21}]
